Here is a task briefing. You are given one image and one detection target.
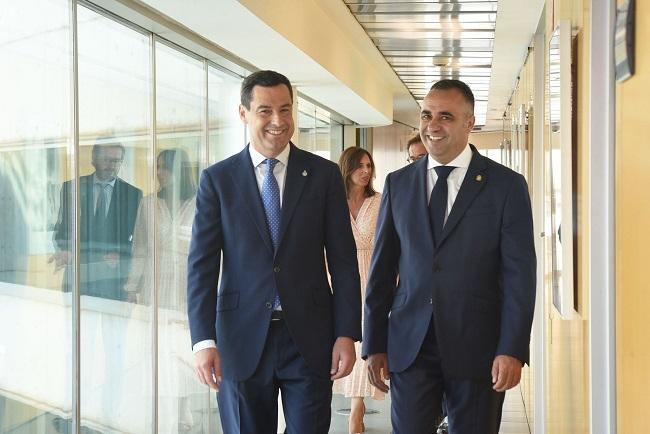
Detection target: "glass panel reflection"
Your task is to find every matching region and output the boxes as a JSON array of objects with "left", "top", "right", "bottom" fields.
[
  {"left": 77, "top": 5, "right": 152, "bottom": 432},
  {"left": 0, "top": 1, "right": 73, "bottom": 432},
  {"left": 152, "top": 40, "right": 209, "bottom": 434},
  {"left": 208, "top": 65, "right": 246, "bottom": 164},
  {"left": 297, "top": 97, "right": 337, "bottom": 160}
]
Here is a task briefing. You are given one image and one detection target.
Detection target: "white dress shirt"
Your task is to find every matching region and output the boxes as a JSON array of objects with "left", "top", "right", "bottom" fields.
[
  {"left": 426, "top": 144, "right": 472, "bottom": 225},
  {"left": 249, "top": 143, "right": 290, "bottom": 206},
  {"left": 192, "top": 143, "right": 291, "bottom": 354}
]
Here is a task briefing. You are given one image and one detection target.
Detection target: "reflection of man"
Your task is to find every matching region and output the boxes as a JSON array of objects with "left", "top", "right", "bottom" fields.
[
  {"left": 51, "top": 140, "right": 142, "bottom": 301},
  {"left": 188, "top": 70, "right": 361, "bottom": 434},
  {"left": 406, "top": 133, "right": 427, "bottom": 164},
  {"left": 364, "top": 79, "right": 536, "bottom": 433}
]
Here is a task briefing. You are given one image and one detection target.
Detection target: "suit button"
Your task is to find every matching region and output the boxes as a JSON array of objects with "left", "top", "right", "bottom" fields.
[
  {"left": 429, "top": 298, "right": 433, "bottom": 304},
  {"left": 433, "top": 263, "right": 442, "bottom": 272},
  {"left": 265, "top": 302, "right": 273, "bottom": 309},
  {"left": 273, "top": 266, "right": 280, "bottom": 273}
]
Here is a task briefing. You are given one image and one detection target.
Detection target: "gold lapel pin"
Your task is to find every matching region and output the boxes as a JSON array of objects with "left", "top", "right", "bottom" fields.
[
  {"left": 475, "top": 175, "right": 483, "bottom": 182},
  {"left": 302, "top": 170, "right": 308, "bottom": 177}
]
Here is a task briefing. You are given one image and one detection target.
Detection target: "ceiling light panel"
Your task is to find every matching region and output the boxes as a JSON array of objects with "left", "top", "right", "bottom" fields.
[{"left": 346, "top": 3, "right": 497, "bottom": 14}]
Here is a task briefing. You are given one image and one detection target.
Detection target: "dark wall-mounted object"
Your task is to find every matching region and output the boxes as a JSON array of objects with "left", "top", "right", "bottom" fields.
[{"left": 615, "top": 0, "right": 635, "bottom": 82}]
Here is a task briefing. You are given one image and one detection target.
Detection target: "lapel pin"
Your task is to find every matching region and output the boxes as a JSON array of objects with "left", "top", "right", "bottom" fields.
[
  {"left": 475, "top": 175, "right": 483, "bottom": 182},
  {"left": 302, "top": 170, "right": 308, "bottom": 177}
]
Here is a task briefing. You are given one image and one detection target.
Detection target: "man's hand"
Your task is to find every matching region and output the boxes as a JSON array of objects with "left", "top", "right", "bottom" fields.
[
  {"left": 491, "top": 354, "right": 522, "bottom": 392},
  {"left": 195, "top": 347, "right": 222, "bottom": 390},
  {"left": 330, "top": 337, "right": 356, "bottom": 380},
  {"left": 48, "top": 251, "right": 71, "bottom": 271},
  {"left": 367, "top": 353, "right": 390, "bottom": 393}
]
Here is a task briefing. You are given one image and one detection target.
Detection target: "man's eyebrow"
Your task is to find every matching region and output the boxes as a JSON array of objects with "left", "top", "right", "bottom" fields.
[{"left": 440, "top": 111, "right": 454, "bottom": 117}]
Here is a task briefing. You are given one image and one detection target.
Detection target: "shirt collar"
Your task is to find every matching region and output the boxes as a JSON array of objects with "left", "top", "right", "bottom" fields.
[
  {"left": 248, "top": 143, "right": 291, "bottom": 168},
  {"left": 93, "top": 173, "right": 117, "bottom": 188},
  {"left": 427, "top": 143, "right": 472, "bottom": 170}
]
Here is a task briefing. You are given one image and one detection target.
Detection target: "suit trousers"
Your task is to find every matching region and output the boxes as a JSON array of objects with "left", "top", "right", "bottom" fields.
[
  {"left": 217, "top": 319, "right": 333, "bottom": 434},
  {"left": 390, "top": 314, "right": 505, "bottom": 434}
]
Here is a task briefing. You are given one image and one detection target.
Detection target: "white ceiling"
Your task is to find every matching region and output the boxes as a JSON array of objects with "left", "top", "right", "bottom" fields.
[
  {"left": 109, "top": 0, "right": 544, "bottom": 131},
  {"left": 343, "top": 0, "right": 545, "bottom": 131}
]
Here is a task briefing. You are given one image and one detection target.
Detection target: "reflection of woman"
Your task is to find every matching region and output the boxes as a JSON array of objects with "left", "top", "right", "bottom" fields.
[
  {"left": 125, "top": 148, "right": 198, "bottom": 432},
  {"left": 333, "top": 147, "right": 384, "bottom": 434}
]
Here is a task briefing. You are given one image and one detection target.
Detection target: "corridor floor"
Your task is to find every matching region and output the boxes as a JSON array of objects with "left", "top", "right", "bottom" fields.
[{"left": 329, "top": 384, "right": 531, "bottom": 434}]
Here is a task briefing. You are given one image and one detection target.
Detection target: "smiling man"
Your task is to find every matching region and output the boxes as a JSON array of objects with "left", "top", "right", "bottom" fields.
[
  {"left": 363, "top": 79, "right": 536, "bottom": 434},
  {"left": 187, "top": 70, "right": 361, "bottom": 434}
]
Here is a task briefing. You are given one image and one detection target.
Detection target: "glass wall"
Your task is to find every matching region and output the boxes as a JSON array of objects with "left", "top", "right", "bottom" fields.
[
  {"left": 0, "top": 0, "right": 73, "bottom": 432},
  {"left": 0, "top": 2, "right": 245, "bottom": 433},
  {"left": 76, "top": 4, "right": 154, "bottom": 433},
  {"left": 297, "top": 96, "right": 342, "bottom": 160}
]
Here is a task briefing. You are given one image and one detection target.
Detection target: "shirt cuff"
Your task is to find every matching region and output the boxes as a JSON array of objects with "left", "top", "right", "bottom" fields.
[{"left": 192, "top": 339, "right": 217, "bottom": 354}]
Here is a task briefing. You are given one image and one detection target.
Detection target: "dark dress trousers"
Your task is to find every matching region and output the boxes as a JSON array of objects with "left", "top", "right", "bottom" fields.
[
  {"left": 187, "top": 144, "right": 361, "bottom": 434},
  {"left": 54, "top": 174, "right": 142, "bottom": 301},
  {"left": 363, "top": 145, "right": 536, "bottom": 434}
]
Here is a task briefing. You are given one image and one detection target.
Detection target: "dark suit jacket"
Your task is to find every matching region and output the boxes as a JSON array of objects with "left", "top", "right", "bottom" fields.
[
  {"left": 362, "top": 145, "right": 536, "bottom": 380},
  {"left": 54, "top": 174, "right": 142, "bottom": 300},
  {"left": 187, "top": 144, "right": 361, "bottom": 381}
]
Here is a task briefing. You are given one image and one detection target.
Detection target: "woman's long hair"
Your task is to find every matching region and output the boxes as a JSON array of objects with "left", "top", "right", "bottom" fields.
[{"left": 157, "top": 148, "right": 197, "bottom": 203}]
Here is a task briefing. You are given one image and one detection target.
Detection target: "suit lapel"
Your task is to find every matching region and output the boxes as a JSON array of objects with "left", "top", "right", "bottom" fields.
[
  {"left": 276, "top": 144, "right": 308, "bottom": 253},
  {"left": 437, "top": 146, "right": 488, "bottom": 249},
  {"left": 229, "top": 146, "right": 274, "bottom": 255}
]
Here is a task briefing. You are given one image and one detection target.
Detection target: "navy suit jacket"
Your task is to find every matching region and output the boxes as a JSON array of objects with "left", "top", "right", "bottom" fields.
[
  {"left": 187, "top": 144, "right": 361, "bottom": 381},
  {"left": 362, "top": 145, "right": 536, "bottom": 380},
  {"left": 54, "top": 174, "right": 142, "bottom": 300}
]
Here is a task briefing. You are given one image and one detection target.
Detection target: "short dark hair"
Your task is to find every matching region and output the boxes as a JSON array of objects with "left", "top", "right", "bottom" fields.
[
  {"left": 92, "top": 139, "right": 125, "bottom": 162},
  {"left": 338, "top": 147, "right": 377, "bottom": 198},
  {"left": 406, "top": 133, "right": 423, "bottom": 152},
  {"left": 430, "top": 79, "right": 475, "bottom": 115},
  {"left": 240, "top": 70, "right": 293, "bottom": 109}
]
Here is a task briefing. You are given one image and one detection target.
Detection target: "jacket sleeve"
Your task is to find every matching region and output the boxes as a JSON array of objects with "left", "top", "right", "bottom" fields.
[
  {"left": 496, "top": 173, "right": 536, "bottom": 364},
  {"left": 324, "top": 163, "right": 362, "bottom": 341},
  {"left": 187, "top": 169, "right": 223, "bottom": 347},
  {"left": 362, "top": 173, "right": 400, "bottom": 358}
]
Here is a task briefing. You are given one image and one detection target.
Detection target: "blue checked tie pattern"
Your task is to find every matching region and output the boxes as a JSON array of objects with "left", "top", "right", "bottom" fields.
[{"left": 261, "top": 158, "right": 282, "bottom": 309}]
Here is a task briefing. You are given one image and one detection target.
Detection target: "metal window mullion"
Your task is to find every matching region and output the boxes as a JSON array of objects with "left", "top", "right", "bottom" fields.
[
  {"left": 70, "top": 1, "right": 81, "bottom": 433},
  {"left": 589, "top": 0, "right": 617, "bottom": 432},
  {"left": 203, "top": 58, "right": 213, "bottom": 434},
  {"left": 150, "top": 33, "right": 159, "bottom": 434},
  {"left": 204, "top": 59, "right": 209, "bottom": 168}
]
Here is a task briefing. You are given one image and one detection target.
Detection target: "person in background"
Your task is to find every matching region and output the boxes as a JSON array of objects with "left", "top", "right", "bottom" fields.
[
  {"left": 363, "top": 79, "right": 536, "bottom": 434},
  {"left": 333, "top": 147, "right": 384, "bottom": 434},
  {"left": 125, "top": 148, "right": 198, "bottom": 432},
  {"left": 406, "top": 133, "right": 428, "bottom": 164},
  {"left": 51, "top": 139, "right": 142, "bottom": 301}
]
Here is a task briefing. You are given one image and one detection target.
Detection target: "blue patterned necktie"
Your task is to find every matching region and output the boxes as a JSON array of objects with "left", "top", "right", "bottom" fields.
[
  {"left": 429, "top": 166, "right": 456, "bottom": 247},
  {"left": 261, "top": 158, "right": 282, "bottom": 309}
]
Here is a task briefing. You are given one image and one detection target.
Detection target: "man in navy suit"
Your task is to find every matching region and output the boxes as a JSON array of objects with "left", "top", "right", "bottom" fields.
[
  {"left": 187, "top": 70, "right": 361, "bottom": 434},
  {"left": 363, "top": 80, "right": 536, "bottom": 434}
]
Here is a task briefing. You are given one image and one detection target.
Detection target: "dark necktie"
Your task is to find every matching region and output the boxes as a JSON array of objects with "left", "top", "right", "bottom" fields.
[
  {"left": 429, "top": 166, "right": 455, "bottom": 247},
  {"left": 95, "top": 183, "right": 108, "bottom": 223},
  {"left": 261, "top": 158, "right": 282, "bottom": 309}
]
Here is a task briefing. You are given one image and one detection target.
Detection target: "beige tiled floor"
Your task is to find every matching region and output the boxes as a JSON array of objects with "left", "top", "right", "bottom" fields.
[{"left": 329, "top": 384, "right": 531, "bottom": 433}]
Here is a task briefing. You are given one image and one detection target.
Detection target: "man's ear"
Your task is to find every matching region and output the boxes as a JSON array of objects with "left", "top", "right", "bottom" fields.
[
  {"left": 466, "top": 114, "right": 476, "bottom": 131},
  {"left": 239, "top": 104, "right": 248, "bottom": 123}
]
